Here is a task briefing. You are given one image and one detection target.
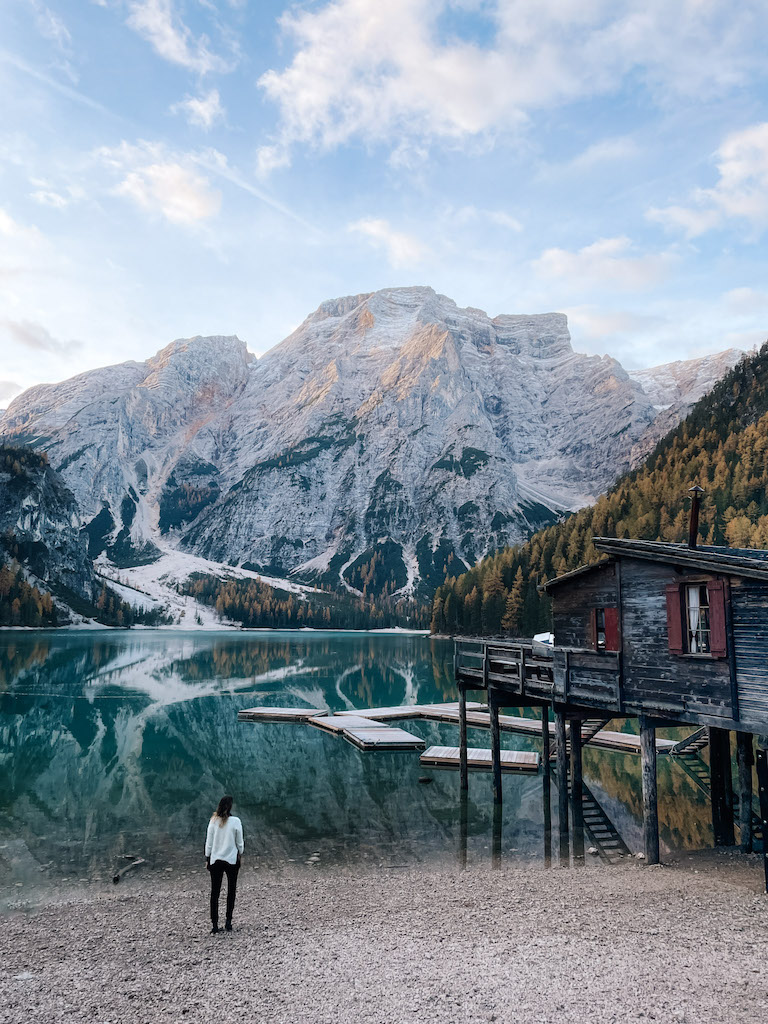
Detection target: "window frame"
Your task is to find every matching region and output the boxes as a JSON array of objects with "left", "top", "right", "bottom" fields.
[{"left": 665, "top": 576, "right": 728, "bottom": 660}]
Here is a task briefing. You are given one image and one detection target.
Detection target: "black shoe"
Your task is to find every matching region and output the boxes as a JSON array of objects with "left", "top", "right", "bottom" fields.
[
  {"left": 211, "top": 925, "right": 219, "bottom": 934},
  {"left": 225, "top": 920, "right": 232, "bottom": 932}
]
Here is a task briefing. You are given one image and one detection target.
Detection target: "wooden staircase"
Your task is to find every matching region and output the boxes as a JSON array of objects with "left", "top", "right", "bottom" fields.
[
  {"left": 549, "top": 718, "right": 612, "bottom": 761},
  {"left": 671, "top": 751, "right": 764, "bottom": 850},
  {"left": 669, "top": 727, "right": 709, "bottom": 756},
  {"left": 577, "top": 782, "right": 632, "bottom": 864}
]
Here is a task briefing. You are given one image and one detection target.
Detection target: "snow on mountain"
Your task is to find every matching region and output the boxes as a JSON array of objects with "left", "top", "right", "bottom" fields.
[{"left": 0, "top": 287, "right": 742, "bottom": 598}]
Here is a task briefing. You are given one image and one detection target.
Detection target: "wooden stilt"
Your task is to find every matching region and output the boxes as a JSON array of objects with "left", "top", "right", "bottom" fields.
[
  {"left": 640, "top": 715, "right": 659, "bottom": 865},
  {"left": 542, "top": 705, "right": 552, "bottom": 867},
  {"left": 709, "top": 727, "right": 735, "bottom": 846},
  {"left": 492, "top": 801, "right": 502, "bottom": 869},
  {"left": 570, "top": 718, "right": 584, "bottom": 863},
  {"left": 458, "top": 683, "right": 468, "bottom": 792},
  {"left": 459, "top": 791, "right": 468, "bottom": 871},
  {"left": 755, "top": 746, "right": 768, "bottom": 894},
  {"left": 736, "top": 732, "right": 754, "bottom": 854},
  {"left": 489, "top": 689, "right": 502, "bottom": 804},
  {"left": 555, "top": 707, "right": 569, "bottom": 864},
  {"left": 541, "top": 705, "right": 551, "bottom": 765}
]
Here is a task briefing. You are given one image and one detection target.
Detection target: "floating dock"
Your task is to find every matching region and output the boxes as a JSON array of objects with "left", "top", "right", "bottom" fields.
[
  {"left": 238, "top": 706, "right": 325, "bottom": 723},
  {"left": 421, "top": 746, "right": 540, "bottom": 774},
  {"left": 336, "top": 704, "right": 675, "bottom": 754},
  {"left": 238, "top": 706, "right": 425, "bottom": 751}
]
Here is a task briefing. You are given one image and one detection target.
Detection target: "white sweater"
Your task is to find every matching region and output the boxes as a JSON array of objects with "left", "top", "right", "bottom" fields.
[{"left": 205, "top": 815, "right": 244, "bottom": 865}]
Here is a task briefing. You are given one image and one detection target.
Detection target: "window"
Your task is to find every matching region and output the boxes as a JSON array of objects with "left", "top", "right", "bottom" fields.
[
  {"left": 665, "top": 578, "right": 727, "bottom": 658},
  {"left": 591, "top": 607, "right": 619, "bottom": 651},
  {"left": 685, "top": 583, "right": 710, "bottom": 654},
  {"left": 595, "top": 608, "right": 606, "bottom": 649}
]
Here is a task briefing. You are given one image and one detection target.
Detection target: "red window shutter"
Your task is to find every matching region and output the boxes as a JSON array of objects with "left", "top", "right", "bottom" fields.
[
  {"left": 707, "top": 579, "right": 727, "bottom": 658},
  {"left": 604, "top": 607, "right": 620, "bottom": 652},
  {"left": 665, "top": 584, "right": 684, "bottom": 654}
]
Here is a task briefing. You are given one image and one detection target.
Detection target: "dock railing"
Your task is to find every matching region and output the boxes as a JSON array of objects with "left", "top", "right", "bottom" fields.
[
  {"left": 455, "top": 637, "right": 622, "bottom": 710},
  {"left": 454, "top": 637, "right": 555, "bottom": 699}
]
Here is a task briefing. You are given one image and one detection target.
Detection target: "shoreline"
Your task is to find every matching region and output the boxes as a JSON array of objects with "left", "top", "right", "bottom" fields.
[
  {"left": 0, "top": 625, "right": 433, "bottom": 636},
  {"left": 2, "top": 853, "right": 766, "bottom": 1023}
]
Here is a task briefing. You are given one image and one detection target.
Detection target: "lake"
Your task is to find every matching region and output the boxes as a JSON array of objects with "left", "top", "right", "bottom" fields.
[{"left": 0, "top": 631, "right": 715, "bottom": 899}]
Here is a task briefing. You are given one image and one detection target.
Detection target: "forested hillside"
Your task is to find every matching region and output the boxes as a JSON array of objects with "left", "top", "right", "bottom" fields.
[
  {"left": 180, "top": 573, "right": 430, "bottom": 631},
  {"left": 431, "top": 342, "right": 768, "bottom": 637}
]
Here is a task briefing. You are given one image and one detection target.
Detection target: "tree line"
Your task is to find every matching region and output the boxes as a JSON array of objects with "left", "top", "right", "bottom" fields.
[
  {"left": 180, "top": 572, "right": 430, "bottom": 630},
  {"left": 432, "top": 341, "right": 768, "bottom": 637}
]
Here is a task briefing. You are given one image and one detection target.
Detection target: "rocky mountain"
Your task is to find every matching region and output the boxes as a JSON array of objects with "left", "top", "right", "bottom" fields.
[
  {"left": 0, "top": 445, "right": 96, "bottom": 606},
  {"left": 0, "top": 286, "right": 742, "bottom": 599}
]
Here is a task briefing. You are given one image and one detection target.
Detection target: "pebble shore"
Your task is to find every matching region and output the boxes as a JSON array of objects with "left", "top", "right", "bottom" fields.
[{"left": 1, "top": 853, "right": 766, "bottom": 1024}]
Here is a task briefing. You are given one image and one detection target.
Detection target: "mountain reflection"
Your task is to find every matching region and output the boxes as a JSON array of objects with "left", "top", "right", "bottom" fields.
[{"left": 0, "top": 631, "right": 714, "bottom": 896}]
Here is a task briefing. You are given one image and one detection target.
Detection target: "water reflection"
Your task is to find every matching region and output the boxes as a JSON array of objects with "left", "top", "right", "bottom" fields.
[{"left": 0, "top": 631, "right": 719, "bottom": 899}]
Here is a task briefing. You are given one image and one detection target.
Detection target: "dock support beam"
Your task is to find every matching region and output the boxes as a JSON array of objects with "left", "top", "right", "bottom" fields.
[
  {"left": 756, "top": 745, "right": 768, "bottom": 894},
  {"left": 458, "top": 683, "right": 468, "bottom": 792},
  {"left": 489, "top": 689, "right": 502, "bottom": 804},
  {"left": 709, "top": 727, "right": 735, "bottom": 847},
  {"left": 542, "top": 706, "right": 552, "bottom": 867},
  {"left": 640, "top": 715, "right": 659, "bottom": 865},
  {"left": 736, "top": 732, "right": 754, "bottom": 853},
  {"left": 555, "top": 708, "right": 569, "bottom": 863},
  {"left": 570, "top": 718, "right": 584, "bottom": 863}
]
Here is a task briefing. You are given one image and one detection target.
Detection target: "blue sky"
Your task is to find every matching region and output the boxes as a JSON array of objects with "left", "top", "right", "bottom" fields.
[{"left": 2, "top": 0, "right": 768, "bottom": 401}]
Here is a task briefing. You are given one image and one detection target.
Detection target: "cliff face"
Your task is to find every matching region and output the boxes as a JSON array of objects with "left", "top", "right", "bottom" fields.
[
  {"left": 0, "top": 287, "right": 741, "bottom": 597},
  {"left": 0, "top": 448, "right": 96, "bottom": 602}
]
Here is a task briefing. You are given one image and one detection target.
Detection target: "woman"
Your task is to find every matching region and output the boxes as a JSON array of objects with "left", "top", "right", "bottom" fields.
[{"left": 205, "top": 795, "right": 244, "bottom": 933}]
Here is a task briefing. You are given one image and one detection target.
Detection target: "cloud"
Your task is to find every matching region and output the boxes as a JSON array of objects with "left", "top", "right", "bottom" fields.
[
  {"left": 563, "top": 306, "right": 666, "bottom": 341},
  {"left": 533, "top": 236, "right": 672, "bottom": 292},
  {"left": 1, "top": 319, "right": 80, "bottom": 355},
  {"left": 453, "top": 206, "right": 523, "bottom": 231},
  {"left": 32, "top": 2, "right": 72, "bottom": 53},
  {"left": 97, "top": 141, "right": 221, "bottom": 225},
  {"left": 172, "top": 89, "right": 225, "bottom": 130},
  {"left": 567, "top": 135, "right": 640, "bottom": 171},
  {"left": 256, "top": 0, "right": 768, "bottom": 170},
  {"left": 126, "top": 0, "right": 230, "bottom": 74},
  {"left": 0, "top": 380, "right": 23, "bottom": 404},
  {"left": 723, "top": 286, "right": 768, "bottom": 314},
  {"left": 648, "top": 122, "right": 768, "bottom": 237},
  {"left": 348, "top": 218, "right": 428, "bottom": 267}
]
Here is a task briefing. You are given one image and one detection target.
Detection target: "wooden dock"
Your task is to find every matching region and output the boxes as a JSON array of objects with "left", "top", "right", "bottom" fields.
[
  {"left": 337, "top": 703, "right": 675, "bottom": 754},
  {"left": 238, "top": 706, "right": 325, "bottom": 723},
  {"left": 237, "top": 706, "right": 425, "bottom": 751},
  {"left": 343, "top": 727, "right": 427, "bottom": 750},
  {"left": 421, "top": 746, "right": 540, "bottom": 774}
]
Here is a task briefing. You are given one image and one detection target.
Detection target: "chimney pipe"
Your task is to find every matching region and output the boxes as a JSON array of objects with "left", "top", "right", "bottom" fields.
[{"left": 688, "top": 485, "right": 704, "bottom": 549}]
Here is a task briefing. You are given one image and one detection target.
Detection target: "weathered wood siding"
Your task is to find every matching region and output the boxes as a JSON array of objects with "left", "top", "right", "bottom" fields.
[
  {"left": 731, "top": 579, "right": 768, "bottom": 726},
  {"left": 620, "top": 558, "right": 732, "bottom": 720},
  {"left": 552, "top": 562, "right": 617, "bottom": 649}
]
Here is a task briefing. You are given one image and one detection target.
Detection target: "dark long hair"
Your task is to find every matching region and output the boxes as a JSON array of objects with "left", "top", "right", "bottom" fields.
[{"left": 212, "top": 795, "right": 233, "bottom": 827}]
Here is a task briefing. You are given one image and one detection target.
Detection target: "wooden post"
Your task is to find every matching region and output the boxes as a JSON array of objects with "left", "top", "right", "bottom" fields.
[
  {"left": 489, "top": 689, "right": 502, "bottom": 805},
  {"left": 709, "top": 727, "right": 735, "bottom": 846},
  {"left": 542, "top": 706, "right": 552, "bottom": 868},
  {"left": 458, "top": 682, "right": 468, "bottom": 792},
  {"left": 555, "top": 707, "right": 569, "bottom": 863},
  {"left": 459, "top": 791, "right": 468, "bottom": 870},
  {"left": 541, "top": 705, "right": 551, "bottom": 764},
  {"left": 640, "top": 715, "right": 659, "bottom": 865},
  {"left": 570, "top": 718, "right": 584, "bottom": 863},
  {"left": 755, "top": 746, "right": 768, "bottom": 893},
  {"left": 492, "top": 801, "right": 503, "bottom": 869},
  {"left": 736, "top": 732, "right": 754, "bottom": 854}
]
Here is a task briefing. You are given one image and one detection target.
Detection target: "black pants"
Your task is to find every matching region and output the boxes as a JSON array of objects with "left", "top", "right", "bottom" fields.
[{"left": 209, "top": 860, "right": 239, "bottom": 925}]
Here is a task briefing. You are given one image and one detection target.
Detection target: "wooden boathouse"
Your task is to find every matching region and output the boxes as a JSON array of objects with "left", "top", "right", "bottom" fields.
[{"left": 454, "top": 496, "right": 768, "bottom": 883}]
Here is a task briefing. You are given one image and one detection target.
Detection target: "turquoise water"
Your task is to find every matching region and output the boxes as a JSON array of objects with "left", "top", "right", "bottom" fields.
[{"left": 0, "top": 631, "right": 713, "bottom": 897}]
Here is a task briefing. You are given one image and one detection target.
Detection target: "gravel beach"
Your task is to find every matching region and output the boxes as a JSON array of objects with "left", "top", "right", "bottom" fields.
[{"left": 1, "top": 853, "right": 766, "bottom": 1024}]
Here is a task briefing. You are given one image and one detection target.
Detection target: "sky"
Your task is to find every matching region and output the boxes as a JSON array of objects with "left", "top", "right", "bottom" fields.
[{"left": 2, "top": 0, "right": 768, "bottom": 403}]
